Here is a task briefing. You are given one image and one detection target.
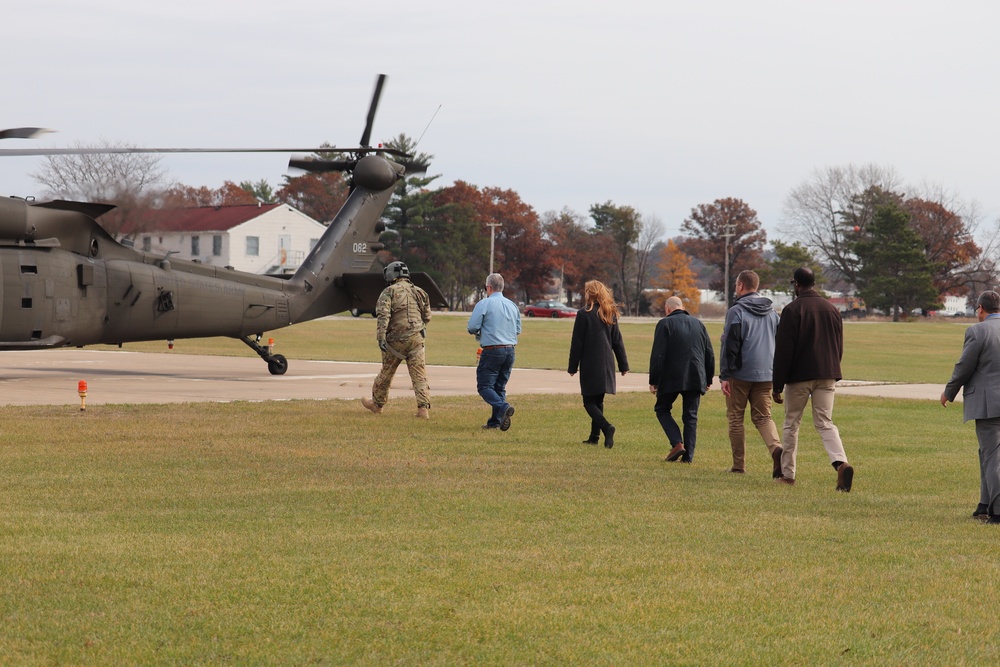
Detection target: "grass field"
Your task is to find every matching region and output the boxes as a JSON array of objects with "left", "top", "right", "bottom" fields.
[
  {"left": 95, "top": 313, "right": 971, "bottom": 384},
  {"left": 3, "top": 315, "right": 996, "bottom": 664}
]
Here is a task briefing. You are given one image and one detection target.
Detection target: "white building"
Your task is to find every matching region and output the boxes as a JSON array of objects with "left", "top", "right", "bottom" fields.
[{"left": 131, "top": 203, "right": 326, "bottom": 274}]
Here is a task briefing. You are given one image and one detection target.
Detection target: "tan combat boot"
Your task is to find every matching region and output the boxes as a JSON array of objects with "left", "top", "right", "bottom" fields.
[
  {"left": 415, "top": 407, "right": 430, "bottom": 419},
  {"left": 361, "top": 397, "right": 382, "bottom": 414}
]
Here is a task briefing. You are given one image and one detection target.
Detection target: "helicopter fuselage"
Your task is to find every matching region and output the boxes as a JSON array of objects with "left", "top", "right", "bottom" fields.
[{"left": 0, "top": 154, "right": 404, "bottom": 353}]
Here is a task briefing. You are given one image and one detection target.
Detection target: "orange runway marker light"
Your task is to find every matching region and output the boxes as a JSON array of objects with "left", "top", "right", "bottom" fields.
[{"left": 78, "top": 380, "right": 88, "bottom": 411}]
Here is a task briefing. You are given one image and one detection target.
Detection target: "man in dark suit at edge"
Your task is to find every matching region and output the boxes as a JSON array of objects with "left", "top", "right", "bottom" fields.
[{"left": 941, "top": 290, "right": 1000, "bottom": 523}]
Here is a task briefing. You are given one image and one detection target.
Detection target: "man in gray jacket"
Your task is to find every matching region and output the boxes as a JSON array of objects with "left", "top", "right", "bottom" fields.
[
  {"left": 941, "top": 290, "right": 1000, "bottom": 523},
  {"left": 720, "top": 270, "right": 782, "bottom": 477}
]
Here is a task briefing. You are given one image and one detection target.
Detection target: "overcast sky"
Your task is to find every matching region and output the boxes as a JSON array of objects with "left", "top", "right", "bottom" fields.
[{"left": 4, "top": 0, "right": 1000, "bottom": 242}]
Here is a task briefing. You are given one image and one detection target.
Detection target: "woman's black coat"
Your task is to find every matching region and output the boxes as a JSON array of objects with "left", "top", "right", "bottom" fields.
[{"left": 567, "top": 306, "right": 629, "bottom": 396}]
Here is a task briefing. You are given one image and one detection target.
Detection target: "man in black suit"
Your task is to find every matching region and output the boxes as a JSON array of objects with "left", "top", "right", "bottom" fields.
[
  {"left": 649, "top": 296, "right": 715, "bottom": 463},
  {"left": 941, "top": 290, "right": 1000, "bottom": 523}
]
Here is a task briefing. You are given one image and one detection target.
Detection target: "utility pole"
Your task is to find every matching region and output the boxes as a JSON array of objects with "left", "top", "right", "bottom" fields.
[
  {"left": 723, "top": 223, "right": 736, "bottom": 307},
  {"left": 486, "top": 221, "right": 502, "bottom": 274}
]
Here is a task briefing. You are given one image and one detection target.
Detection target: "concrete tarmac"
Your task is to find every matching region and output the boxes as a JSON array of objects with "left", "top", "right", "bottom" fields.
[{"left": 0, "top": 349, "right": 950, "bottom": 407}]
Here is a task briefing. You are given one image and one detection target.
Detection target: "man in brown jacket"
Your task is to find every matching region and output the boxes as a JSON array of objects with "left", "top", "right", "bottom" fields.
[{"left": 772, "top": 267, "right": 854, "bottom": 491}]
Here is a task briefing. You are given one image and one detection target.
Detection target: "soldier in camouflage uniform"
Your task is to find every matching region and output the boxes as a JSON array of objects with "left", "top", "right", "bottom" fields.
[{"left": 361, "top": 261, "right": 433, "bottom": 418}]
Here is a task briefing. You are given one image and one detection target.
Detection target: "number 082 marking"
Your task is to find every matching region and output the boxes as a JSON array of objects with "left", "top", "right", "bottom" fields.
[{"left": 352, "top": 242, "right": 368, "bottom": 253}]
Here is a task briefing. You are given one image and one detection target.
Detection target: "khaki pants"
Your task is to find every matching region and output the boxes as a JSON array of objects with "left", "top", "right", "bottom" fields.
[
  {"left": 372, "top": 336, "right": 430, "bottom": 408},
  {"left": 780, "top": 379, "right": 848, "bottom": 480},
  {"left": 726, "top": 379, "right": 781, "bottom": 470}
]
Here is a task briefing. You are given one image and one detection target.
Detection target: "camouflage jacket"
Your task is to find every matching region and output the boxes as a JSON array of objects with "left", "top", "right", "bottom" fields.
[{"left": 376, "top": 279, "right": 431, "bottom": 344}]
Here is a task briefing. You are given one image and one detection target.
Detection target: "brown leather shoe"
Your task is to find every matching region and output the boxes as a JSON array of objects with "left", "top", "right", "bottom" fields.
[
  {"left": 771, "top": 447, "right": 783, "bottom": 479},
  {"left": 665, "top": 443, "right": 685, "bottom": 462},
  {"left": 836, "top": 463, "right": 854, "bottom": 492},
  {"left": 728, "top": 468, "right": 746, "bottom": 474},
  {"left": 361, "top": 397, "right": 382, "bottom": 414},
  {"left": 775, "top": 476, "right": 795, "bottom": 485}
]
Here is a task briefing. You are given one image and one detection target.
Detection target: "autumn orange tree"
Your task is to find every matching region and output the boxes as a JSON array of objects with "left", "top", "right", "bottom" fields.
[
  {"left": 414, "top": 181, "right": 553, "bottom": 307},
  {"left": 159, "top": 181, "right": 260, "bottom": 208},
  {"left": 652, "top": 240, "right": 701, "bottom": 314},
  {"left": 678, "top": 197, "right": 767, "bottom": 305},
  {"left": 904, "top": 196, "right": 981, "bottom": 296},
  {"left": 274, "top": 172, "right": 348, "bottom": 224},
  {"left": 482, "top": 185, "right": 553, "bottom": 303}
]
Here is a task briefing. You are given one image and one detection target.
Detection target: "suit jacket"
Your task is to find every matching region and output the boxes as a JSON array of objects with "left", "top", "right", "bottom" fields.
[
  {"left": 648, "top": 309, "right": 714, "bottom": 394},
  {"left": 567, "top": 306, "right": 629, "bottom": 396},
  {"left": 944, "top": 316, "right": 1000, "bottom": 422}
]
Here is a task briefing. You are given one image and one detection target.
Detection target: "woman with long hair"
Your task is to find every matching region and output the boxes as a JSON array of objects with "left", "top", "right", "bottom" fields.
[{"left": 568, "top": 280, "right": 629, "bottom": 448}]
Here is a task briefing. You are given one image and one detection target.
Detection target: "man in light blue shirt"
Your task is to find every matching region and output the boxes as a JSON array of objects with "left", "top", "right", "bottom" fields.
[{"left": 468, "top": 273, "right": 522, "bottom": 430}]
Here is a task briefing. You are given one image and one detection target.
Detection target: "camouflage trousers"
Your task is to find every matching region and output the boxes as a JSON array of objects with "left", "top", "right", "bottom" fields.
[{"left": 372, "top": 336, "right": 430, "bottom": 409}]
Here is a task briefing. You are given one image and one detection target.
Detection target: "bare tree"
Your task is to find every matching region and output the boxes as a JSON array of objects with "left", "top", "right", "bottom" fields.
[
  {"left": 780, "top": 163, "right": 902, "bottom": 284},
  {"left": 632, "top": 213, "right": 666, "bottom": 315},
  {"left": 31, "top": 140, "right": 169, "bottom": 239}
]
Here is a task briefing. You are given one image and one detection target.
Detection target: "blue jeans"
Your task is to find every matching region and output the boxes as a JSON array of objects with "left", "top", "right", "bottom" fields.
[
  {"left": 477, "top": 346, "right": 515, "bottom": 427},
  {"left": 655, "top": 390, "right": 702, "bottom": 462}
]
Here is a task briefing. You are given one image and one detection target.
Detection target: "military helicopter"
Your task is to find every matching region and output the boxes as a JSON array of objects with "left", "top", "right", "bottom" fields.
[{"left": 0, "top": 75, "right": 447, "bottom": 374}]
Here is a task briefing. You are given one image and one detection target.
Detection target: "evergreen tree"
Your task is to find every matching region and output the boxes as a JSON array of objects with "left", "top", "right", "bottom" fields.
[
  {"left": 763, "top": 240, "right": 825, "bottom": 294},
  {"left": 589, "top": 201, "right": 641, "bottom": 314},
  {"left": 380, "top": 134, "right": 439, "bottom": 264},
  {"left": 854, "top": 200, "right": 941, "bottom": 321}
]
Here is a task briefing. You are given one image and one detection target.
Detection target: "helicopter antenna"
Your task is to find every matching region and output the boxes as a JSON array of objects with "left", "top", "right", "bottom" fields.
[{"left": 414, "top": 105, "right": 441, "bottom": 148}]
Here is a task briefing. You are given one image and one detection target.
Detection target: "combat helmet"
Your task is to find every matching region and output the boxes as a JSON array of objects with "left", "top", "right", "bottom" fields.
[{"left": 383, "top": 261, "right": 410, "bottom": 283}]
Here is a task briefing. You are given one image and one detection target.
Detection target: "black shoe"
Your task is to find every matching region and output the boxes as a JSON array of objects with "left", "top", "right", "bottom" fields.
[
  {"left": 582, "top": 437, "right": 599, "bottom": 445},
  {"left": 482, "top": 424, "right": 499, "bottom": 430},
  {"left": 974, "top": 504, "right": 990, "bottom": 520},
  {"left": 499, "top": 406, "right": 515, "bottom": 431},
  {"left": 771, "top": 447, "right": 783, "bottom": 479},
  {"left": 988, "top": 515, "right": 1000, "bottom": 525},
  {"left": 602, "top": 424, "right": 616, "bottom": 449},
  {"left": 836, "top": 463, "right": 854, "bottom": 492}
]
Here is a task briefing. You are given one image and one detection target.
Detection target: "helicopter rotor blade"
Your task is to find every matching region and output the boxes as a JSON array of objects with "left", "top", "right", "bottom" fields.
[
  {"left": 287, "top": 158, "right": 357, "bottom": 173},
  {"left": 399, "top": 159, "right": 429, "bottom": 175},
  {"left": 0, "top": 145, "right": 412, "bottom": 158},
  {"left": 359, "top": 74, "right": 386, "bottom": 149},
  {"left": 0, "top": 127, "right": 54, "bottom": 141}
]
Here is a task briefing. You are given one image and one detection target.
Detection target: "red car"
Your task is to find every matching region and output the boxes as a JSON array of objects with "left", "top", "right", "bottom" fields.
[{"left": 523, "top": 300, "right": 577, "bottom": 318}]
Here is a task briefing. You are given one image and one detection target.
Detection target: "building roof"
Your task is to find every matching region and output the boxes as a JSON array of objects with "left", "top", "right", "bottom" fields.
[{"left": 130, "top": 203, "right": 284, "bottom": 234}]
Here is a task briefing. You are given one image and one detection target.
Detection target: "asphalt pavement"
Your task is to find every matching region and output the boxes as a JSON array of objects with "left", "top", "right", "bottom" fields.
[{"left": 0, "top": 349, "right": 950, "bottom": 407}]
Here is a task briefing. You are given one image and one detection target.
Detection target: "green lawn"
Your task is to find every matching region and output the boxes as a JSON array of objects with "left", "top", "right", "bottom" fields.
[
  {"left": 97, "top": 313, "right": 972, "bottom": 384},
  {"left": 2, "top": 315, "right": 993, "bottom": 664}
]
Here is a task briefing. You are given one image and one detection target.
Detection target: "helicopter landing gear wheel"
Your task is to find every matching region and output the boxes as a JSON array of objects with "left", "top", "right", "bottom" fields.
[
  {"left": 267, "top": 354, "right": 288, "bottom": 375},
  {"left": 241, "top": 334, "right": 291, "bottom": 375}
]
